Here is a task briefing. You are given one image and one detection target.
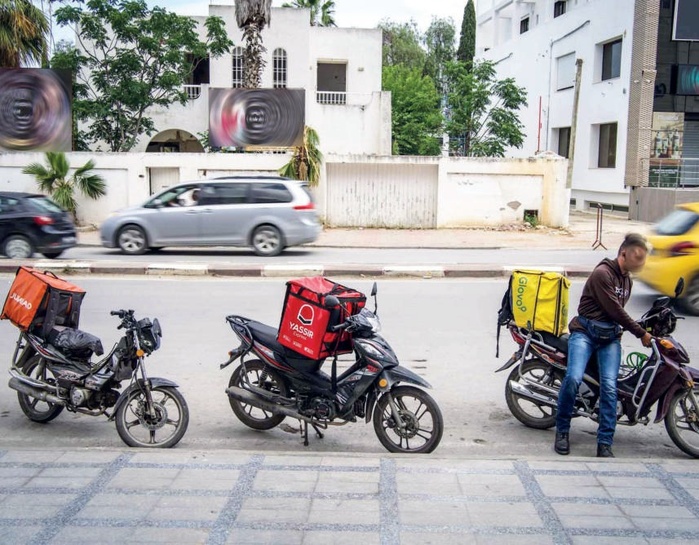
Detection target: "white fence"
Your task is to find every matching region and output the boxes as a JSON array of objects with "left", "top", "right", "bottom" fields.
[{"left": 0, "top": 151, "right": 570, "bottom": 229}]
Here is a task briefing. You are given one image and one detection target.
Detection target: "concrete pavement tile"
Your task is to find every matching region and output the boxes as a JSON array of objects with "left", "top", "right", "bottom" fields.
[
  {"left": 572, "top": 537, "right": 650, "bottom": 545},
  {"left": 399, "top": 499, "right": 470, "bottom": 526},
  {"left": 400, "top": 532, "right": 478, "bottom": 545},
  {"left": 536, "top": 475, "right": 610, "bottom": 499},
  {"left": 106, "top": 467, "right": 181, "bottom": 490},
  {"left": 527, "top": 461, "right": 596, "bottom": 471},
  {"left": 315, "top": 471, "right": 379, "bottom": 494},
  {"left": 605, "top": 486, "right": 673, "bottom": 500},
  {"left": 224, "top": 529, "right": 304, "bottom": 544},
  {"left": 150, "top": 495, "right": 228, "bottom": 521},
  {"left": 237, "top": 496, "right": 311, "bottom": 524},
  {"left": 656, "top": 461, "right": 699, "bottom": 474},
  {"left": 129, "top": 451, "right": 252, "bottom": 466},
  {"left": 52, "top": 450, "right": 123, "bottom": 464},
  {"left": 77, "top": 493, "right": 159, "bottom": 520},
  {"left": 647, "top": 539, "right": 699, "bottom": 544},
  {"left": 396, "top": 459, "right": 516, "bottom": 473},
  {"left": 302, "top": 531, "right": 381, "bottom": 544},
  {"left": 457, "top": 474, "right": 527, "bottom": 497},
  {"left": 308, "top": 498, "right": 380, "bottom": 524},
  {"left": 263, "top": 455, "right": 325, "bottom": 467},
  {"left": 1, "top": 493, "right": 78, "bottom": 518},
  {"left": 673, "top": 476, "right": 699, "bottom": 499},
  {"left": 553, "top": 503, "right": 627, "bottom": 517},
  {"left": 48, "top": 526, "right": 136, "bottom": 544},
  {"left": 474, "top": 536, "right": 555, "bottom": 545},
  {"left": 619, "top": 505, "right": 695, "bottom": 519},
  {"left": 171, "top": 468, "right": 240, "bottom": 491},
  {"left": 317, "top": 456, "right": 380, "bottom": 468},
  {"left": 253, "top": 469, "right": 318, "bottom": 493},
  {"left": 0, "top": 525, "right": 40, "bottom": 544},
  {"left": 396, "top": 472, "right": 461, "bottom": 495},
  {"left": 27, "top": 466, "right": 103, "bottom": 489},
  {"left": 596, "top": 476, "right": 665, "bottom": 489},
  {"left": 584, "top": 462, "right": 651, "bottom": 473},
  {"left": 631, "top": 516, "right": 699, "bottom": 532},
  {"left": 556, "top": 514, "right": 636, "bottom": 530},
  {"left": 118, "top": 527, "right": 209, "bottom": 544},
  {"left": 0, "top": 450, "right": 67, "bottom": 464},
  {"left": 0, "top": 466, "right": 40, "bottom": 487},
  {"left": 466, "top": 501, "right": 543, "bottom": 528}
]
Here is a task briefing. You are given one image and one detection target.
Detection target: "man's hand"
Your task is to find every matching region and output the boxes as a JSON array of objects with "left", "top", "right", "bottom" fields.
[{"left": 641, "top": 332, "right": 653, "bottom": 347}]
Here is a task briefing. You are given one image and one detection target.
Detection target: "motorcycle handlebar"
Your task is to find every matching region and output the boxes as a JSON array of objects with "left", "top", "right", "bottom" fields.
[{"left": 329, "top": 322, "right": 349, "bottom": 332}]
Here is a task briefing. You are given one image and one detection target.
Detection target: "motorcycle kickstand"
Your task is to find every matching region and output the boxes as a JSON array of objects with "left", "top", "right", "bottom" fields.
[{"left": 300, "top": 420, "right": 324, "bottom": 446}]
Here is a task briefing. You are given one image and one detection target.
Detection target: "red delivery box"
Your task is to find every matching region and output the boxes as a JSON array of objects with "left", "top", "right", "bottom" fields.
[{"left": 277, "top": 276, "right": 366, "bottom": 359}]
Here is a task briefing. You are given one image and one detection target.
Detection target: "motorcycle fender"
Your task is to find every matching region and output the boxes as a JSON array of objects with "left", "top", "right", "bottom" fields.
[
  {"left": 108, "top": 378, "right": 180, "bottom": 422},
  {"left": 495, "top": 351, "right": 522, "bottom": 373},
  {"left": 365, "top": 389, "right": 378, "bottom": 424},
  {"left": 384, "top": 366, "right": 432, "bottom": 389},
  {"left": 654, "top": 376, "right": 691, "bottom": 424}
]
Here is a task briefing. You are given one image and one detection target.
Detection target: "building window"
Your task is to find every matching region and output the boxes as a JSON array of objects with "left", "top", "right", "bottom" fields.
[
  {"left": 232, "top": 46, "right": 244, "bottom": 88},
  {"left": 273, "top": 48, "right": 287, "bottom": 88},
  {"left": 520, "top": 17, "right": 529, "bottom": 34},
  {"left": 554, "top": 1, "right": 567, "bottom": 18},
  {"left": 601, "top": 39, "right": 622, "bottom": 81},
  {"left": 557, "top": 127, "right": 571, "bottom": 158},
  {"left": 556, "top": 52, "right": 575, "bottom": 90},
  {"left": 317, "top": 62, "right": 347, "bottom": 104},
  {"left": 598, "top": 122, "right": 618, "bottom": 168}
]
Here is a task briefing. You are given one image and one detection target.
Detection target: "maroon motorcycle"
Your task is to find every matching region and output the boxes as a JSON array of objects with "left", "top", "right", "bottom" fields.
[{"left": 496, "top": 279, "right": 699, "bottom": 458}]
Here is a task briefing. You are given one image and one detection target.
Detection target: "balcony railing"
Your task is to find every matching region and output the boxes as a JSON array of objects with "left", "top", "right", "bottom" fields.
[
  {"left": 316, "top": 91, "right": 347, "bottom": 105},
  {"left": 644, "top": 158, "right": 699, "bottom": 188},
  {"left": 184, "top": 85, "right": 201, "bottom": 100}
]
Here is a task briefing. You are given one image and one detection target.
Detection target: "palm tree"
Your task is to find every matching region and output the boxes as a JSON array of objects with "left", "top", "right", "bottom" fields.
[
  {"left": 22, "top": 152, "right": 107, "bottom": 222},
  {"left": 282, "top": 0, "right": 336, "bottom": 27},
  {"left": 235, "top": 0, "right": 272, "bottom": 88},
  {"left": 279, "top": 126, "right": 323, "bottom": 187},
  {"left": 0, "top": 0, "right": 50, "bottom": 67}
]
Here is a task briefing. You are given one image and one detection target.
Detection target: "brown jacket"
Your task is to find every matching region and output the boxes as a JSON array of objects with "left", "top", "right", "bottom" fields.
[{"left": 569, "top": 258, "right": 647, "bottom": 339}]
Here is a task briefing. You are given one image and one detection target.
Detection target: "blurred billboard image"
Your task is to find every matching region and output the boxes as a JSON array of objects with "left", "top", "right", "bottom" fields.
[
  {"left": 0, "top": 69, "right": 72, "bottom": 152},
  {"left": 209, "top": 88, "right": 304, "bottom": 148}
]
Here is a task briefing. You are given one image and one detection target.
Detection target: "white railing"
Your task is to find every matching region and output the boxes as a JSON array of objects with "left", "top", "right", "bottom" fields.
[
  {"left": 315, "top": 91, "right": 376, "bottom": 106},
  {"left": 184, "top": 85, "right": 201, "bottom": 100},
  {"left": 644, "top": 158, "right": 699, "bottom": 188}
]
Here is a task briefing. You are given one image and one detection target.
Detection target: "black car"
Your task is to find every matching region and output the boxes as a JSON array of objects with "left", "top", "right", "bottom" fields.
[{"left": 0, "top": 191, "right": 77, "bottom": 259}]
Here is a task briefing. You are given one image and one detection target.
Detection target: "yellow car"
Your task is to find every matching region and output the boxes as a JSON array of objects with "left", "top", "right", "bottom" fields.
[{"left": 637, "top": 202, "right": 699, "bottom": 315}]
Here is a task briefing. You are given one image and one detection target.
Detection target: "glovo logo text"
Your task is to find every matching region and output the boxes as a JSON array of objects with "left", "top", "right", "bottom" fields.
[{"left": 515, "top": 277, "right": 527, "bottom": 312}]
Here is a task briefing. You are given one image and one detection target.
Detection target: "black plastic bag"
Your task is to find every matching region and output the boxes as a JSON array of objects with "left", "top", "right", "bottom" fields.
[{"left": 48, "top": 328, "right": 104, "bottom": 360}]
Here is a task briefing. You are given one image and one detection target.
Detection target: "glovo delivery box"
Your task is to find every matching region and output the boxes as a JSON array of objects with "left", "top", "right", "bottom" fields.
[
  {"left": 510, "top": 269, "right": 570, "bottom": 335},
  {"left": 1, "top": 266, "right": 85, "bottom": 337}
]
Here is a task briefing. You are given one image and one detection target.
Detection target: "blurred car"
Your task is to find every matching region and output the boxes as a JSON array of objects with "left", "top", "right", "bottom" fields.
[
  {"left": 637, "top": 202, "right": 699, "bottom": 315},
  {"left": 0, "top": 191, "right": 77, "bottom": 259},
  {"left": 100, "top": 176, "right": 321, "bottom": 257}
]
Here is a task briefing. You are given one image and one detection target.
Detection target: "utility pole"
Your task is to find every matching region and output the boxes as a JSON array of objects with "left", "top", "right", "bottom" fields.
[{"left": 567, "top": 58, "right": 583, "bottom": 190}]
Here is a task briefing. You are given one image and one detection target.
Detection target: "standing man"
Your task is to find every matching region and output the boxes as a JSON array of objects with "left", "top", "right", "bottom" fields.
[{"left": 555, "top": 233, "right": 653, "bottom": 458}]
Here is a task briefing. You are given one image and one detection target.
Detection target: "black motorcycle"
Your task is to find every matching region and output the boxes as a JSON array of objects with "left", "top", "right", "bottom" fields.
[
  {"left": 8, "top": 309, "right": 189, "bottom": 448},
  {"left": 221, "top": 283, "right": 444, "bottom": 453}
]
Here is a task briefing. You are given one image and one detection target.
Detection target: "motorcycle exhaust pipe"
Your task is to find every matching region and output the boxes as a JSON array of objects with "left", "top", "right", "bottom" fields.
[
  {"left": 509, "top": 380, "right": 558, "bottom": 407},
  {"left": 8, "top": 378, "right": 66, "bottom": 406},
  {"left": 226, "top": 386, "right": 314, "bottom": 424}
]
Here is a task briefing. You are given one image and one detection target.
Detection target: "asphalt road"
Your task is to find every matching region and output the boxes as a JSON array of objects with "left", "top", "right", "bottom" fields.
[{"left": 1, "top": 276, "right": 697, "bottom": 459}]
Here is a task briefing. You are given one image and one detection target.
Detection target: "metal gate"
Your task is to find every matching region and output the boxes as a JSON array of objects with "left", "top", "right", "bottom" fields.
[
  {"left": 325, "top": 163, "right": 438, "bottom": 228},
  {"left": 148, "top": 168, "right": 180, "bottom": 195}
]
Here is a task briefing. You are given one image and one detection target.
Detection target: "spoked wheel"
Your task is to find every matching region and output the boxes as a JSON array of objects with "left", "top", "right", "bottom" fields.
[
  {"left": 17, "top": 356, "right": 64, "bottom": 422},
  {"left": 373, "top": 385, "right": 443, "bottom": 453},
  {"left": 505, "top": 358, "right": 561, "bottom": 429},
  {"left": 115, "top": 386, "right": 189, "bottom": 448},
  {"left": 228, "top": 359, "right": 288, "bottom": 430},
  {"left": 664, "top": 387, "right": 699, "bottom": 458}
]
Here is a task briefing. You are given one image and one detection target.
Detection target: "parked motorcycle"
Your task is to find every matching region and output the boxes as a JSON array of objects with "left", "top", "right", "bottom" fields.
[
  {"left": 496, "top": 279, "right": 699, "bottom": 458},
  {"left": 8, "top": 309, "right": 189, "bottom": 448},
  {"left": 221, "top": 283, "right": 444, "bottom": 453}
]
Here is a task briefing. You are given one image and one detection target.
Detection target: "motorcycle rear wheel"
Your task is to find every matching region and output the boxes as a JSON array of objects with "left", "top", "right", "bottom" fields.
[
  {"left": 17, "top": 356, "right": 64, "bottom": 423},
  {"left": 373, "top": 385, "right": 443, "bottom": 453},
  {"left": 664, "top": 387, "right": 699, "bottom": 458},
  {"left": 228, "top": 359, "right": 288, "bottom": 430},
  {"left": 115, "top": 386, "right": 189, "bottom": 448},
  {"left": 505, "top": 358, "right": 560, "bottom": 430}
]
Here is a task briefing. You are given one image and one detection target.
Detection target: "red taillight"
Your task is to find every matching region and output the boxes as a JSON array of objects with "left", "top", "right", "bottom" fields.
[
  {"left": 669, "top": 241, "right": 696, "bottom": 256},
  {"left": 33, "top": 216, "right": 54, "bottom": 226},
  {"left": 293, "top": 202, "right": 315, "bottom": 211}
]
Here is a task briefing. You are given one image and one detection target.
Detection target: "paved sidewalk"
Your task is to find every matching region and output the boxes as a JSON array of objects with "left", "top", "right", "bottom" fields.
[{"left": 1, "top": 448, "right": 698, "bottom": 545}]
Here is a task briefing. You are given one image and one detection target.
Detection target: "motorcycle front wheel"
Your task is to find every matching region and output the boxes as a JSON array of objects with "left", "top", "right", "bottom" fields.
[
  {"left": 115, "top": 386, "right": 189, "bottom": 448},
  {"left": 664, "top": 387, "right": 699, "bottom": 458},
  {"left": 505, "top": 358, "right": 561, "bottom": 429},
  {"left": 17, "top": 355, "right": 64, "bottom": 423},
  {"left": 373, "top": 385, "right": 443, "bottom": 453},
  {"left": 228, "top": 359, "right": 289, "bottom": 430}
]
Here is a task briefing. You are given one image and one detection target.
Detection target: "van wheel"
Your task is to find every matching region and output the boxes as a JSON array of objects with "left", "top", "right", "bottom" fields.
[
  {"left": 118, "top": 225, "right": 148, "bottom": 255},
  {"left": 4, "top": 235, "right": 34, "bottom": 259},
  {"left": 680, "top": 277, "right": 699, "bottom": 316},
  {"left": 251, "top": 225, "right": 283, "bottom": 257}
]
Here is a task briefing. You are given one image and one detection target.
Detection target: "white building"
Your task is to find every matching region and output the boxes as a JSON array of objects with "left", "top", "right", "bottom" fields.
[
  {"left": 124, "top": 4, "right": 391, "bottom": 158},
  {"left": 476, "top": 0, "right": 635, "bottom": 212}
]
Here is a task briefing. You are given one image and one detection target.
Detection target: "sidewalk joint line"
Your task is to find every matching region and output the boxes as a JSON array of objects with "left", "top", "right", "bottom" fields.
[{"left": 379, "top": 458, "right": 399, "bottom": 545}]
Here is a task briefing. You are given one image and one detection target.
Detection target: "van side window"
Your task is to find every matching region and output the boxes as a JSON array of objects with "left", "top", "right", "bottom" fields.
[
  {"left": 250, "top": 183, "right": 293, "bottom": 204},
  {"left": 201, "top": 183, "right": 250, "bottom": 205}
]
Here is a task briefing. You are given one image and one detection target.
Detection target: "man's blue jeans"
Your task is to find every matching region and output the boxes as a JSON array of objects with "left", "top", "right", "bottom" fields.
[{"left": 555, "top": 330, "right": 621, "bottom": 446}]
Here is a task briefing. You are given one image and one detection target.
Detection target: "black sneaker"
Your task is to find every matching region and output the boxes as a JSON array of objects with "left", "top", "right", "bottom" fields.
[
  {"left": 597, "top": 444, "right": 615, "bottom": 458},
  {"left": 554, "top": 432, "right": 569, "bottom": 455}
]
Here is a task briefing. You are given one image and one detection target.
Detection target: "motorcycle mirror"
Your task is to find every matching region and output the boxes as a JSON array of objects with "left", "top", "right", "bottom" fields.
[
  {"left": 371, "top": 282, "right": 378, "bottom": 315},
  {"left": 675, "top": 278, "right": 685, "bottom": 299},
  {"left": 652, "top": 296, "right": 671, "bottom": 309},
  {"left": 371, "top": 282, "right": 377, "bottom": 297},
  {"left": 324, "top": 295, "right": 340, "bottom": 308}
]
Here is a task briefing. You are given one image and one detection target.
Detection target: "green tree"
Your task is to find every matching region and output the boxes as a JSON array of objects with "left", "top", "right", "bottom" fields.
[
  {"left": 378, "top": 19, "right": 425, "bottom": 71},
  {"left": 279, "top": 126, "right": 323, "bottom": 187},
  {"left": 235, "top": 0, "right": 272, "bottom": 88},
  {"left": 281, "top": 0, "right": 336, "bottom": 27},
  {"left": 424, "top": 17, "right": 455, "bottom": 97},
  {"left": 0, "top": 0, "right": 50, "bottom": 67},
  {"left": 457, "top": 0, "right": 476, "bottom": 69},
  {"left": 383, "top": 65, "right": 442, "bottom": 156},
  {"left": 446, "top": 60, "right": 527, "bottom": 157},
  {"left": 50, "top": 0, "right": 232, "bottom": 152},
  {"left": 22, "top": 151, "right": 107, "bottom": 221}
]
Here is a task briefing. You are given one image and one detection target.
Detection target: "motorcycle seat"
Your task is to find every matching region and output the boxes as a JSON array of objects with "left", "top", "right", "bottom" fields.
[
  {"left": 246, "top": 320, "right": 323, "bottom": 368},
  {"left": 535, "top": 331, "right": 569, "bottom": 354}
]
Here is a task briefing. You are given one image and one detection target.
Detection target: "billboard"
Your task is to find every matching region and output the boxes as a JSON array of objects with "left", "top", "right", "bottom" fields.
[
  {"left": 0, "top": 69, "right": 72, "bottom": 152},
  {"left": 209, "top": 88, "right": 304, "bottom": 148}
]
